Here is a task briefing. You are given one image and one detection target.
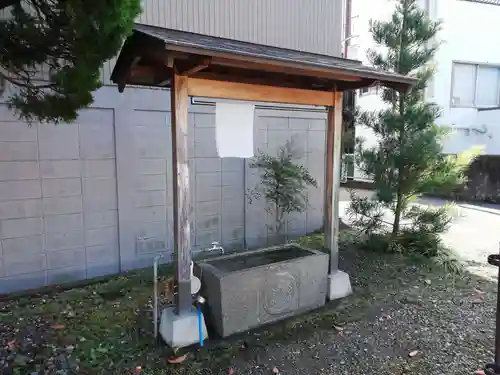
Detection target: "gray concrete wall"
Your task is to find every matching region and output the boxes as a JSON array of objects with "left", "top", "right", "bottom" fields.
[
  {"left": 1, "top": 1, "right": 344, "bottom": 86},
  {"left": 0, "top": 99, "right": 119, "bottom": 291},
  {"left": 0, "top": 86, "right": 327, "bottom": 293},
  {"left": 0, "top": 1, "right": 340, "bottom": 293}
]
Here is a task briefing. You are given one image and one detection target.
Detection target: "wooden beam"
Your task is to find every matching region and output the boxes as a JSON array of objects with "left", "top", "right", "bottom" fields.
[
  {"left": 210, "top": 57, "right": 361, "bottom": 82},
  {"left": 166, "top": 43, "right": 363, "bottom": 82},
  {"left": 130, "top": 65, "right": 157, "bottom": 79},
  {"left": 335, "top": 79, "right": 377, "bottom": 91},
  {"left": 166, "top": 55, "right": 175, "bottom": 68},
  {"left": 323, "top": 107, "right": 334, "bottom": 255},
  {"left": 187, "top": 77, "right": 335, "bottom": 106},
  {"left": 118, "top": 56, "right": 141, "bottom": 93},
  {"left": 323, "top": 92, "right": 343, "bottom": 272},
  {"left": 179, "top": 58, "right": 212, "bottom": 76},
  {"left": 193, "top": 65, "right": 334, "bottom": 91},
  {"left": 170, "top": 72, "right": 192, "bottom": 315}
]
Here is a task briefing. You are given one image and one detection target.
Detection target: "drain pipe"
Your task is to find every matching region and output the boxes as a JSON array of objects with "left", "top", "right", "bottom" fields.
[
  {"left": 344, "top": 0, "right": 352, "bottom": 58},
  {"left": 243, "top": 158, "right": 247, "bottom": 249},
  {"left": 153, "top": 254, "right": 163, "bottom": 341}
]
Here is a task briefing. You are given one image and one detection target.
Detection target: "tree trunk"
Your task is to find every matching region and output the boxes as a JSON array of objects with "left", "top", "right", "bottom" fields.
[
  {"left": 393, "top": 193, "right": 403, "bottom": 234},
  {"left": 393, "top": 0, "right": 409, "bottom": 235},
  {"left": 275, "top": 203, "right": 281, "bottom": 234}
]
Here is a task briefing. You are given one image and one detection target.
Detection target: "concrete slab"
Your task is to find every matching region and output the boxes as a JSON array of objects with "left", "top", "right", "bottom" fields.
[
  {"left": 159, "top": 306, "right": 208, "bottom": 348},
  {"left": 327, "top": 270, "right": 352, "bottom": 300}
]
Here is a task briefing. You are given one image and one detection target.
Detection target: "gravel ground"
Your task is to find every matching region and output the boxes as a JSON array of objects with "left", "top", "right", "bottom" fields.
[
  {"left": 210, "top": 245, "right": 499, "bottom": 375},
  {"left": 1, "top": 234, "right": 499, "bottom": 375}
]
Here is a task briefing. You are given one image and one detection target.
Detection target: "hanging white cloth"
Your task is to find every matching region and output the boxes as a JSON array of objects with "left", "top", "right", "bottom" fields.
[{"left": 215, "top": 102, "right": 255, "bottom": 158}]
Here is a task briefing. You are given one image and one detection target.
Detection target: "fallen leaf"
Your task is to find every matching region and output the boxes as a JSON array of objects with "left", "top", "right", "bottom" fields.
[
  {"left": 167, "top": 353, "right": 188, "bottom": 364},
  {"left": 227, "top": 368, "right": 235, "bottom": 375},
  {"left": 52, "top": 324, "right": 66, "bottom": 330},
  {"left": 7, "top": 339, "right": 16, "bottom": 350},
  {"left": 472, "top": 288, "right": 486, "bottom": 304},
  {"left": 408, "top": 350, "right": 419, "bottom": 358},
  {"left": 272, "top": 366, "right": 280, "bottom": 374}
]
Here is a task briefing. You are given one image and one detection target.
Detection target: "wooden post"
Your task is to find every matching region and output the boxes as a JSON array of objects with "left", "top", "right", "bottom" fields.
[
  {"left": 170, "top": 71, "right": 192, "bottom": 315},
  {"left": 323, "top": 92, "right": 343, "bottom": 273}
]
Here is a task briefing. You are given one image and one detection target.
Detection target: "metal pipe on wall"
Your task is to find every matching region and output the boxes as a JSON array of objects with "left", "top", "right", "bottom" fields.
[{"left": 344, "top": 0, "right": 353, "bottom": 58}]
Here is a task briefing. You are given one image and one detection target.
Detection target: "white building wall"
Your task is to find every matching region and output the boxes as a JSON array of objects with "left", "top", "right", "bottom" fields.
[
  {"left": 353, "top": 0, "right": 500, "bottom": 159},
  {"left": 432, "top": 0, "right": 500, "bottom": 155},
  {"left": 349, "top": 0, "right": 394, "bottom": 179}
]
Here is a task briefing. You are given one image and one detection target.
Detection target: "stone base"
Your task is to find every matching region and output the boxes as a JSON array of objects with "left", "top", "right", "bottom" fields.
[
  {"left": 196, "top": 244, "right": 328, "bottom": 337},
  {"left": 327, "top": 270, "right": 352, "bottom": 300},
  {"left": 159, "top": 306, "right": 208, "bottom": 348}
]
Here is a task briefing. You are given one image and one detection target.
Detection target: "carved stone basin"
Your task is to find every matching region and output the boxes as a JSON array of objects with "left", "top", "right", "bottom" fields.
[{"left": 195, "top": 244, "right": 329, "bottom": 337}]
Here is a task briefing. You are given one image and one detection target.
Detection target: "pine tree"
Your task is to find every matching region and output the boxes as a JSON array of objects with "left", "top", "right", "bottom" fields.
[
  {"left": 0, "top": 0, "right": 141, "bottom": 124},
  {"left": 354, "top": 0, "right": 479, "bottom": 235}
]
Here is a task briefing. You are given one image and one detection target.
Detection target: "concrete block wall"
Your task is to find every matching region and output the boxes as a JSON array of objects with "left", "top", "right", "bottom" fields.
[
  {"left": 0, "top": 86, "right": 327, "bottom": 293},
  {"left": 0, "top": 103, "right": 119, "bottom": 292},
  {"left": 245, "top": 109, "right": 326, "bottom": 247}
]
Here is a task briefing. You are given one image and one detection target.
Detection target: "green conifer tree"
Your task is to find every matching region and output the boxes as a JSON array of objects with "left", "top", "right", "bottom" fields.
[
  {"left": 0, "top": 0, "right": 141, "bottom": 123},
  {"left": 355, "top": 0, "right": 479, "bottom": 235}
]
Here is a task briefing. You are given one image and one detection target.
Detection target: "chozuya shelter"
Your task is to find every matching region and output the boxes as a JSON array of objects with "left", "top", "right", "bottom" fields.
[{"left": 111, "top": 23, "right": 415, "bottom": 347}]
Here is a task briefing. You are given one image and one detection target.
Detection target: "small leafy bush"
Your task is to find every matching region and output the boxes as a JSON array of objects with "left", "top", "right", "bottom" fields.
[{"left": 247, "top": 138, "right": 317, "bottom": 239}]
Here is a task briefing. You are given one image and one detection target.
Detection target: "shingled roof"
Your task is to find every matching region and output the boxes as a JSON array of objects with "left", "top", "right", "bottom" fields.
[{"left": 112, "top": 23, "right": 415, "bottom": 94}]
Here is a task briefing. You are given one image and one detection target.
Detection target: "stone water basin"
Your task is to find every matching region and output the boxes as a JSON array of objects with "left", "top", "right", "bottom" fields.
[{"left": 194, "top": 244, "right": 329, "bottom": 337}]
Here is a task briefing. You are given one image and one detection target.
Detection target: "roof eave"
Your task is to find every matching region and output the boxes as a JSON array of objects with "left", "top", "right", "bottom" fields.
[{"left": 111, "top": 25, "right": 416, "bottom": 93}]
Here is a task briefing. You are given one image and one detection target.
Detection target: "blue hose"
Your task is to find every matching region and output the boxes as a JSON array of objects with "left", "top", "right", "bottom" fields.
[{"left": 197, "top": 304, "right": 203, "bottom": 347}]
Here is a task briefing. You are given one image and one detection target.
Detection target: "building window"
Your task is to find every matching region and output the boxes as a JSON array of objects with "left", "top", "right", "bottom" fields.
[
  {"left": 451, "top": 62, "right": 500, "bottom": 108},
  {"left": 359, "top": 85, "right": 379, "bottom": 96}
]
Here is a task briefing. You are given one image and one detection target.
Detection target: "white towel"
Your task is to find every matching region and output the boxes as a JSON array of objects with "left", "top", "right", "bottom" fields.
[{"left": 215, "top": 102, "right": 255, "bottom": 158}]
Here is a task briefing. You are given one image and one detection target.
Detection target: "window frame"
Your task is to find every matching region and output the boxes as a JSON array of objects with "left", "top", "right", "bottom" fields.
[
  {"left": 450, "top": 60, "right": 500, "bottom": 108},
  {"left": 359, "top": 85, "right": 380, "bottom": 97}
]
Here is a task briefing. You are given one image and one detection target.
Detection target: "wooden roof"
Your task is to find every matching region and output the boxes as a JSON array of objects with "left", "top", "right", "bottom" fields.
[
  {"left": 0, "top": 0, "right": 19, "bottom": 9},
  {"left": 111, "top": 23, "right": 415, "bottom": 95}
]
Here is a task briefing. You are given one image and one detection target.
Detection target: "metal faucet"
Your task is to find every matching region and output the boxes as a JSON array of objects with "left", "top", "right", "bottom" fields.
[{"left": 207, "top": 241, "right": 224, "bottom": 255}]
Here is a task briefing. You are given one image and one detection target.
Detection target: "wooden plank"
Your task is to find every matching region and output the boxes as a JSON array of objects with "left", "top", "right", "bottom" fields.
[
  {"left": 179, "top": 58, "right": 212, "bottom": 75},
  {"left": 130, "top": 65, "right": 158, "bottom": 79},
  {"left": 210, "top": 57, "right": 361, "bottom": 82},
  {"left": 118, "top": 56, "right": 141, "bottom": 93},
  {"left": 323, "top": 106, "right": 334, "bottom": 257},
  {"left": 187, "top": 77, "right": 335, "bottom": 106},
  {"left": 323, "top": 92, "right": 343, "bottom": 272},
  {"left": 170, "top": 72, "right": 192, "bottom": 315},
  {"left": 193, "top": 70, "right": 328, "bottom": 92},
  {"left": 166, "top": 43, "right": 363, "bottom": 82}
]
